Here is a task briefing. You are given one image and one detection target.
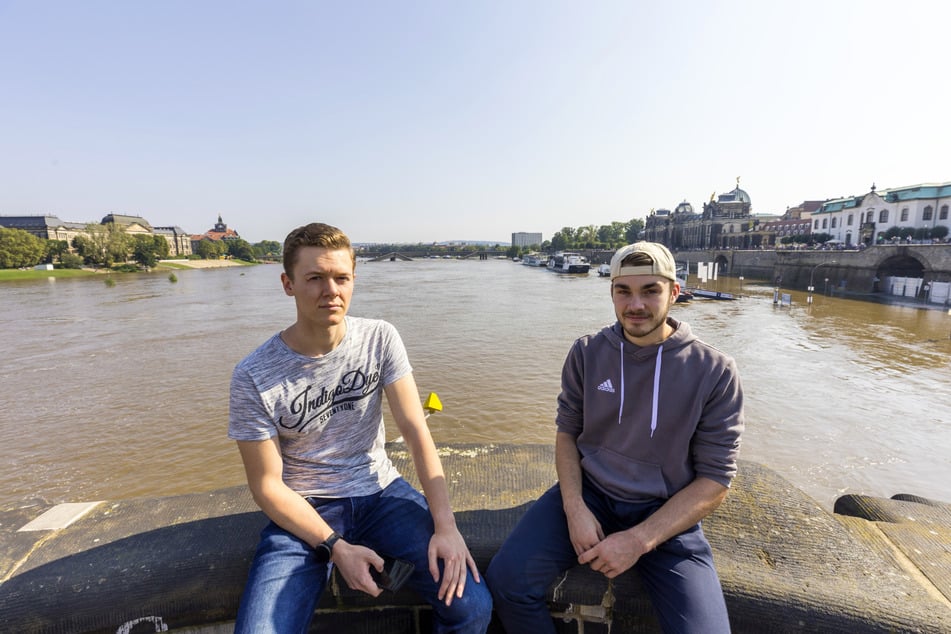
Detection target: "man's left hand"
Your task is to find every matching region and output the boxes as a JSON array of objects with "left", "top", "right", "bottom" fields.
[
  {"left": 577, "top": 529, "right": 646, "bottom": 579},
  {"left": 428, "top": 526, "right": 480, "bottom": 606}
]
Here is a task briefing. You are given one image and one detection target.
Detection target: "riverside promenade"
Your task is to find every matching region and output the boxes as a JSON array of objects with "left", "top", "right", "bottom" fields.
[{"left": 2, "top": 444, "right": 950, "bottom": 633}]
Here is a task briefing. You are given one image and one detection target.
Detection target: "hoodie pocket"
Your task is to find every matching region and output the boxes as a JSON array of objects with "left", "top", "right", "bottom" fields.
[{"left": 580, "top": 447, "right": 670, "bottom": 501}]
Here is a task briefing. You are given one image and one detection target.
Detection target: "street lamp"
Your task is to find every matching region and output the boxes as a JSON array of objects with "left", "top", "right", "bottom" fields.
[{"left": 807, "top": 260, "right": 835, "bottom": 304}]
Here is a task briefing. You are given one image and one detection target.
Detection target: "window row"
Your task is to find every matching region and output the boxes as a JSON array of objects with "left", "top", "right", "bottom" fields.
[{"left": 814, "top": 204, "right": 949, "bottom": 229}]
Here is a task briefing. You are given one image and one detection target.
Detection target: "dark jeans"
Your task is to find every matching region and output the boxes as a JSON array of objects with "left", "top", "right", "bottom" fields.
[
  {"left": 485, "top": 481, "right": 730, "bottom": 634},
  {"left": 235, "top": 477, "right": 492, "bottom": 634}
]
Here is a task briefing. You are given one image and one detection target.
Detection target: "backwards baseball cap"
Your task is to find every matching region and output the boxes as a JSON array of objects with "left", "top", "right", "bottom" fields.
[{"left": 609, "top": 242, "right": 677, "bottom": 281}]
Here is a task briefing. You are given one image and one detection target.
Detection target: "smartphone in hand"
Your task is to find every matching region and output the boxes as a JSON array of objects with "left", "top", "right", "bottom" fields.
[{"left": 370, "top": 555, "right": 415, "bottom": 592}]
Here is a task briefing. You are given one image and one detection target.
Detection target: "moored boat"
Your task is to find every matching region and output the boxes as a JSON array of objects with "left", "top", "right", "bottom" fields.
[
  {"left": 521, "top": 253, "right": 547, "bottom": 267},
  {"left": 678, "top": 262, "right": 734, "bottom": 300},
  {"left": 547, "top": 252, "right": 590, "bottom": 274}
]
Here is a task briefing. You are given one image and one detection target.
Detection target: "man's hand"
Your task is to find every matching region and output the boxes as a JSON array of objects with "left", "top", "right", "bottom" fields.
[
  {"left": 564, "top": 498, "right": 604, "bottom": 557},
  {"left": 428, "top": 526, "right": 480, "bottom": 606},
  {"left": 577, "top": 528, "right": 648, "bottom": 579},
  {"left": 331, "top": 540, "right": 385, "bottom": 597}
]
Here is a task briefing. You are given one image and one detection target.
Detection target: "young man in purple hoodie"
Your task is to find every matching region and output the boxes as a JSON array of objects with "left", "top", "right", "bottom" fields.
[{"left": 486, "top": 241, "right": 744, "bottom": 633}]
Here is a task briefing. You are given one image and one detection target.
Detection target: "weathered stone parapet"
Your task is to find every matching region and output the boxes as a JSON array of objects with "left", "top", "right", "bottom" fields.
[{"left": 1, "top": 444, "right": 949, "bottom": 633}]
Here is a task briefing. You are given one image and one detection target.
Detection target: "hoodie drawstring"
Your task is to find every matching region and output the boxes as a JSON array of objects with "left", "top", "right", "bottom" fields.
[
  {"left": 617, "top": 344, "right": 625, "bottom": 425},
  {"left": 618, "top": 341, "right": 664, "bottom": 438},
  {"left": 651, "top": 345, "right": 663, "bottom": 437}
]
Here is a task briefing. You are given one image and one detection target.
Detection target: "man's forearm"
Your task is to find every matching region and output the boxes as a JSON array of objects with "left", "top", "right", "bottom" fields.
[
  {"left": 627, "top": 477, "right": 728, "bottom": 552},
  {"left": 401, "top": 425, "right": 457, "bottom": 529},
  {"left": 251, "top": 477, "right": 336, "bottom": 548},
  {"left": 556, "top": 431, "right": 585, "bottom": 510}
]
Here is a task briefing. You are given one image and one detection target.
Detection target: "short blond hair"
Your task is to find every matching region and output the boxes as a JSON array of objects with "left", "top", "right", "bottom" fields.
[{"left": 282, "top": 223, "right": 355, "bottom": 278}]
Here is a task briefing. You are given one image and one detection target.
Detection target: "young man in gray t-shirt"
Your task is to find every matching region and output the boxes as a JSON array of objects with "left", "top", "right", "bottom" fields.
[{"left": 228, "top": 223, "right": 491, "bottom": 633}]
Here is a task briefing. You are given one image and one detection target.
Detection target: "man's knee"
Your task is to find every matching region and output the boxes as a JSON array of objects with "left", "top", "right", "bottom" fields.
[{"left": 435, "top": 580, "right": 493, "bottom": 628}]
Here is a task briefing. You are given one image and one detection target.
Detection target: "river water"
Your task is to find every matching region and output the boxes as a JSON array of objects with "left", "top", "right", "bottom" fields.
[{"left": 1, "top": 259, "right": 949, "bottom": 512}]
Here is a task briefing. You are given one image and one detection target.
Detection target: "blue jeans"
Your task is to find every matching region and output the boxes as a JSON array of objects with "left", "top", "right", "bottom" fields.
[
  {"left": 235, "top": 478, "right": 492, "bottom": 634},
  {"left": 486, "top": 482, "right": 730, "bottom": 634}
]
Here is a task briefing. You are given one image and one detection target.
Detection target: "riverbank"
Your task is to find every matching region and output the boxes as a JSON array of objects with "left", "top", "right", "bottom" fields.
[
  {"left": 0, "top": 258, "right": 254, "bottom": 281},
  {"left": 157, "top": 258, "right": 254, "bottom": 270},
  {"left": 0, "top": 268, "right": 97, "bottom": 281}
]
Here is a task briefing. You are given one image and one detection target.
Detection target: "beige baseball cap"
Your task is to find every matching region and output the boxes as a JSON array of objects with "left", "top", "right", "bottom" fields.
[{"left": 610, "top": 242, "right": 677, "bottom": 281}]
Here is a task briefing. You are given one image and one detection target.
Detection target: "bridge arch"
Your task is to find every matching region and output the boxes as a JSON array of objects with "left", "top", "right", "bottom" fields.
[
  {"left": 714, "top": 254, "right": 731, "bottom": 275},
  {"left": 875, "top": 254, "right": 925, "bottom": 279}
]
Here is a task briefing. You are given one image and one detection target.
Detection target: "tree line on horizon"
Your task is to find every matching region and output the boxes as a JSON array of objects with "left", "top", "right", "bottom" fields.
[
  {"left": 357, "top": 218, "right": 647, "bottom": 258},
  {"left": 0, "top": 223, "right": 282, "bottom": 270}
]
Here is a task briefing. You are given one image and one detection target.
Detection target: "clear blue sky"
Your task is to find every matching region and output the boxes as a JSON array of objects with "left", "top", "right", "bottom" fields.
[{"left": 1, "top": 1, "right": 948, "bottom": 244}]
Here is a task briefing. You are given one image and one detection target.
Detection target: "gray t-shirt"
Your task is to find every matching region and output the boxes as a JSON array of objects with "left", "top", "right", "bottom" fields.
[{"left": 228, "top": 316, "right": 410, "bottom": 498}]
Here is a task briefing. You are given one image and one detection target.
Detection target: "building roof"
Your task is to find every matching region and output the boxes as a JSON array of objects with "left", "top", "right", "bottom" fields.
[
  {"left": 0, "top": 215, "right": 66, "bottom": 229},
  {"left": 674, "top": 200, "right": 694, "bottom": 214},
  {"left": 817, "top": 181, "right": 951, "bottom": 214},
  {"left": 193, "top": 228, "right": 241, "bottom": 241},
  {"left": 0, "top": 215, "right": 91, "bottom": 231},
  {"left": 101, "top": 213, "right": 153, "bottom": 229},
  {"left": 882, "top": 182, "right": 951, "bottom": 203},
  {"left": 153, "top": 226, "right": 188, "bottom": 235},
  {"left": 718, "top": 186, "right": 751, "bottom": 204}
]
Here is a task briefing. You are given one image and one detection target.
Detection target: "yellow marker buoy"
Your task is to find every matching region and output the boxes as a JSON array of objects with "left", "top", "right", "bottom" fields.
[{"left": 423, "top": 392, "right": 443, "bottom": 413}]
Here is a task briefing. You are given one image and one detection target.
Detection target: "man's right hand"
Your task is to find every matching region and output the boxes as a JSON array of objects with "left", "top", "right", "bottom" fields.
[
  {"left": 331, "top": 540, "right": 386, "bottom": 597},
  {"left": 564, "top": 498, "right": 604, "bottom": 557}
]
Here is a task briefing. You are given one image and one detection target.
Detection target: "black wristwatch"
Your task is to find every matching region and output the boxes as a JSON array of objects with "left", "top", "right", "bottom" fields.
[{"left": 315, "top": 531, "right": 342, "bottom": 563}]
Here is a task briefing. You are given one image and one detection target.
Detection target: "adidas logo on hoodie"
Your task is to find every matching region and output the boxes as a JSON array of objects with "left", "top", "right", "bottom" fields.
[{"left": 597, "top": 379, "right": 615, "bottom": 393}]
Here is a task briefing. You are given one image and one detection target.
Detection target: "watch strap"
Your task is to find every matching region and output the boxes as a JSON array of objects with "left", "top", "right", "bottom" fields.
[
  {"left": 317, "top": 531, "right": 342, "bottom": 562},
  {"left": 323, "top": 531, "right": 342, "bottom": 553}
]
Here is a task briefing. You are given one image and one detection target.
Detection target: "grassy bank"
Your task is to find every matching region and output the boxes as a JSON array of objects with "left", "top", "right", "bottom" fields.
[
  {"left": 0, "top": 268, "right": 99, "bottom": 281},
  {"left": 1, "top": 259, "right": 258, "bottom": 282}
]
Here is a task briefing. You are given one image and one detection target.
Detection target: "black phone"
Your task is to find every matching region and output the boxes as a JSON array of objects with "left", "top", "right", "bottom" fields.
[{"left": 370, "top": 555, "right": 415, "bottom": 592}]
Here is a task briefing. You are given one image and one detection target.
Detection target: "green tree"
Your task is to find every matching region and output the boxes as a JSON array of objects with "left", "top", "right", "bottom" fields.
[
  {"left": 132, "top": 234, "right": 170, "bottom": 267},
  {"left": 252, "top": 240, "right": 282, "bottom": 260},
  {"left": 73, "top": 223, "right": 132, "bottom": 266},
  {"left": 624, "top": 218, "right": 645, "bottom": 243},
  {"left": 597, "top": 222, "right": 627, "bottom": 247},
  {"left": 45, "top": 239, "right": 70, "bottom": 263},
  {"left": 577, "top": 225, "right": 598, "bottom": 248},
  {"left": 226, "top": 238, "right": 255, "bottom": 261},
  {"left": 60, "top": 252, "right": 84, "bottom": 269},
  {"left": 0, "top": 227, "right": 46, "bottom": 268},
  {"left": 105, "top": 224, "right": 133, "bottom": 264},
  {"left": 195, "top": 238, "right": 227, "bottom": 259},
  {"left": 931, "top": 225, "right": 948, "bottom": 239}
]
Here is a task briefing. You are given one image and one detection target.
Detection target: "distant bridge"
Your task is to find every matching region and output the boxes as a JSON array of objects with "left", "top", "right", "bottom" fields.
[{"left": 362, "top": 249, "right": 508, "bottom": 261}]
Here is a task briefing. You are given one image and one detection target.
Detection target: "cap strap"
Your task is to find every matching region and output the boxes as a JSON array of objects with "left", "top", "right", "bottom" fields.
[{"left": 614, "top": 265, "right": 660, "bottom": 278}]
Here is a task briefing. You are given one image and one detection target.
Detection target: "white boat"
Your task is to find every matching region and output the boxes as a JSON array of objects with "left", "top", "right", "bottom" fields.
[
  {"left": 676, "top": 263, "right": 688, "bottom": 287},
  {"left": 547, "top": 252, "right": 590, "bottom": 274},
  {"left": 521, "top": 253, "right": 547, "bottom": 267},
  {"left": 678, "top": 262, "right": 734, "bottom": 301},
  {"left": 597, "top": 263, "right": 611, "bottom": 277},
  {"left": 675, "top": 263, "right": 693, "bottom": 302}
]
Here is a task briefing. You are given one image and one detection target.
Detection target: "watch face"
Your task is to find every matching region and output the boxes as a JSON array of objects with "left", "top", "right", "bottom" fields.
[{"left": 315, "top": 543, "right": 331, "bottom": 563}]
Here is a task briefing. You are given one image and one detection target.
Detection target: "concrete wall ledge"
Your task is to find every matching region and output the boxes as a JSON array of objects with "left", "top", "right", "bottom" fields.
[{"left": 1, "top": 444, "right": 949, "bottom": 633}]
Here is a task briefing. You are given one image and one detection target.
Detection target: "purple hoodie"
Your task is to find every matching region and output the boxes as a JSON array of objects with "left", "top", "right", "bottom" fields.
[{"left": 556, "top": 317, "right": 744, "bottom": 503}]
